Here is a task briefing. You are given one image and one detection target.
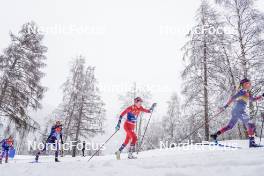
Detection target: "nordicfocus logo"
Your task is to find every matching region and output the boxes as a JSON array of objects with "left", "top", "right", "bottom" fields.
[
  {"left": 159, "top": 140, "right": 240, "bottom": 151},
  {"left": 26, "top": 24, "right": 106, "bottom": 36},
  {"left": 28, "top": 141, "right": 105, "bottom": 151}
]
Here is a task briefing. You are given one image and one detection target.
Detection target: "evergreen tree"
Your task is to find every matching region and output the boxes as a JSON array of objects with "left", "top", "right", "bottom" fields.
[
  {"left": 0, "top": 22, "right": 47, "bottom": 129},
  {"left": 58, "top": 56, "right": 105, "bottom": 157}
]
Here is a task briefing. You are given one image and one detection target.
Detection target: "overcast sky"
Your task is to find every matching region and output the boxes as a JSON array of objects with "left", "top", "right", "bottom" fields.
[
  {"left": 1, "top": 0, "right": 263, "bottom": 116},
  {"left": 0, "top": 0, "right": 205, "bottom": 118}
]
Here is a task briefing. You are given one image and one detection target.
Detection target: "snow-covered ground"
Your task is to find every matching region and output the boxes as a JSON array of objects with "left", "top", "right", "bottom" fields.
[{"left": 1, "top": 140, "right": 264, "bottom": 176}]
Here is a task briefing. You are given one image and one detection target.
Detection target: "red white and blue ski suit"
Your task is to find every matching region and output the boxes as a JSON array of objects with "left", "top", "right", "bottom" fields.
[
  {"left": 0, "top": 139, "right": 14, "bottom": 161},
  {"left": 120, "top": 105, "right": 150, "bottom": 146},
  {"left": 37, "top": 124, "right": 63, "bottom": 159},
  {"left": 220, "top": 89, "right": 262, "bottom": 136}
]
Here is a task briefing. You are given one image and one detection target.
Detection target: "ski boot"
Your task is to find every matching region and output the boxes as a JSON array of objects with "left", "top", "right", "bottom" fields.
[
  {"left": 210, "top": 131, "right": 221, "bottom": 143},
  {"left": 128, "top": 145, "right": 137, "bottom": 159},
  {"left": 55, "top": 150, "right": 60, "bottom": 162},
  {"left": 35, "top": 152, "right": 40, "bottom": 162},
  {"left": 249, "top": 137, "right": 262, "bottom": 148},
  {"left": 115, "top": 151, "right": 121, "bottom": 160},
  {"left": 128, "top": 152, "right": 137, "bottom": 159},
  {"left": 115, "top": 144, "right": 126, "bottom": 160},
  {"left": 55, "top": 157, "right": 60, "bottom": 162}
]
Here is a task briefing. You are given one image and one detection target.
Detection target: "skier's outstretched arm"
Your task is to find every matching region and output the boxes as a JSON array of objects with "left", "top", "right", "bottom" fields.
[
  {"left": 223, "top": 91, "right": 245, "bottom": 109},
  {"left": 140, "top": 107, "right": 151, "bottom": 113},
  {"left": 250, "top": 94, "right": 263, "bottom": 102},
  {"left": 223, "top": 98, "right": 234, "bottom": 109},
  {"left": 145, "top": 103, "right": 157, "bottom": 113},
  {"left": 140, "top": 103, "right": 157, "bottom": 113}
]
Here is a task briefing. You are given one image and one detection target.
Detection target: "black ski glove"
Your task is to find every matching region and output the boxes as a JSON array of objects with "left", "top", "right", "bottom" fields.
[
  {"left": 223, "top": 104, "right": 229, "bottom": 109},
  {"left": 149, "top": 103, "right": 157, "bottom": 112}
]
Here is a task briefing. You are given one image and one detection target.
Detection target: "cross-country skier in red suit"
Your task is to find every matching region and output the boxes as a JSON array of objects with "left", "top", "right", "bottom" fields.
[{"left": 115, "top": 97, "right": 156, "bottom": 159}]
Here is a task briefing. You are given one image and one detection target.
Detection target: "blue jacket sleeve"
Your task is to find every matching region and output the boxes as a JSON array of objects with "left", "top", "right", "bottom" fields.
[
  {"left": 47, "top": 126, "right": 55, "bottom": 139},
  {"left": 231, "top": 90, "right": 246, "bottom": 100}
]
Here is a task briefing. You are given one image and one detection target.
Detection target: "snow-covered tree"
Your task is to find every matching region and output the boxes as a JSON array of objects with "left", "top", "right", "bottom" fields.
[
  {"left": 215, "top": 0, "right": 264, "bottom": 137},
  {"left": 0, "top": 22, "right": 47, "bottom": 129},
  {"left": 215, "top": 0, "right": 264, "bottom": 79},
  {"left": 182, "top": 0, "right": 225, "bottom": 141},
  {"left": 181, "top": 0, "right": 264, "bottom": 141},
  {"left": 58, "top": 56, "right": 105, "bottom": 157},
  {"left": 0, "top": 22, "right": 47, "bottom": 154},
  {"left": 162, "top": 93, "right": 182, "bottom": 143}
]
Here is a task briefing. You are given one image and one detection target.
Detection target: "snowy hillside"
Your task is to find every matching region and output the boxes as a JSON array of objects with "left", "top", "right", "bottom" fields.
[{"left": 1, "top": 140, "right": 264, "bottom": 176}]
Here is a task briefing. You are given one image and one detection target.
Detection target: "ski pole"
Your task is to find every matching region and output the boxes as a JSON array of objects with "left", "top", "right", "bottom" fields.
[
  {"left": 137, "top": 112, "right": 153, "bottom": 153},
  {"left": 137, "top": 103, "right": 157, "bottom": 153},
  {"left": 178, "top": 109, "right": 225, "bottom": 144},
  {"left": 88, "top": 130, "right": 118, "bottom": 162},
  {"left": 137, "top": 112, "right": 155, "bottom": 153},
  {"left": 259, "top": 112, "right": 264, "bottom": 145}
]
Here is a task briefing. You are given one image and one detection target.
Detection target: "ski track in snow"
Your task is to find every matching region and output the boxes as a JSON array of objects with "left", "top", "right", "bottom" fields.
[{"left": 1, "top": 140, "right": 264, "bottom": 176}]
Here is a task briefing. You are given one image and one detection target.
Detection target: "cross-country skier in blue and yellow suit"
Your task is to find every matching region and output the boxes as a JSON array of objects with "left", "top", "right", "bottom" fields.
[
  {"left": 115, "top": 97, "right": 156, "bottom": 159},
  {"left": 0, "top": 136, "right": 14, "bottom": 164},
  {"left": 35, "top": 121, "right": 63, "bottom": 162},
  {"left": 211, "top": 78, "right": 264, "bottom": 147}
]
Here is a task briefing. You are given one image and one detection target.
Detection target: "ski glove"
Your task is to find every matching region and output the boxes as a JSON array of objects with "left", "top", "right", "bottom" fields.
[
  {"left": 262, "top": 93, "right": 264, "bottom": 97},
  {"left": 219, "top": 105, "right": 228, "bottom": 112},
  {"left": 223, "top": 104, "right": 228, "bottom": 109},
  {"left": 149, "top": 103, "right": 157, "bottom": 112},
  {"left": 115, "top": 117, "right": 122, "bottom": 131},
  {"left": 115, "top": 123, "right": 120, "bottom": 131}
]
